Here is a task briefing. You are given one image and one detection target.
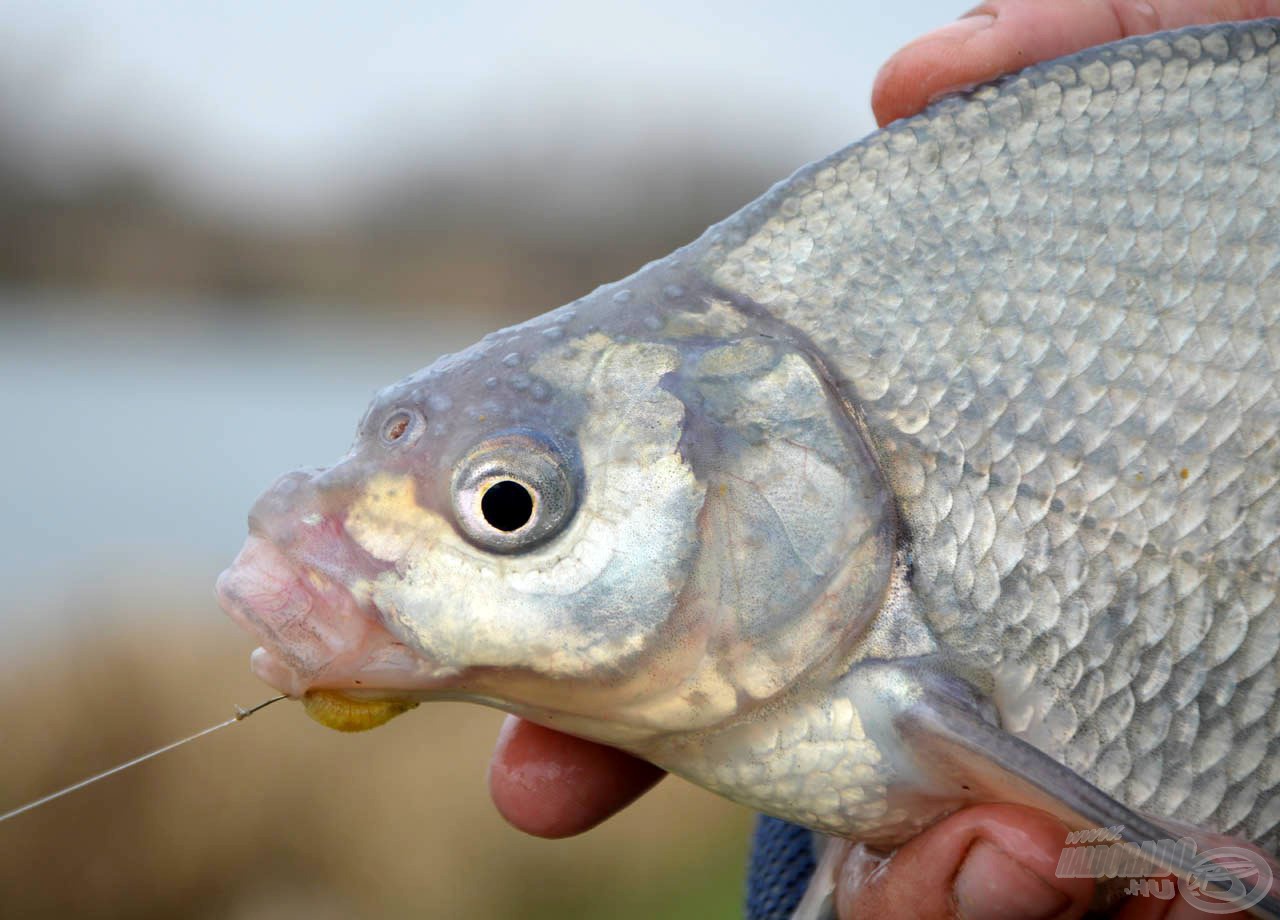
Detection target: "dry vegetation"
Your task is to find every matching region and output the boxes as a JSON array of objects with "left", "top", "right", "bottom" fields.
[{"left": 0, "top": 595, "right": 750, "bottom": 919}]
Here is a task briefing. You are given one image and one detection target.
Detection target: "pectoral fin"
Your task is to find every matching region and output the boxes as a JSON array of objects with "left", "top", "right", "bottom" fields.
[
  {"left": 788, "top": 833, "right": 842, "bottom": 920},
  {"left": 897, "top": 683, "right": 1280, "bottom": 920}
]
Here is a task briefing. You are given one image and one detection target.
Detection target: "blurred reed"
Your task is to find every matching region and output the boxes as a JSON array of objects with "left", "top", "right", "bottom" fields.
[{"left": 0, "top": 592, "right": 750, "bottom": 918}]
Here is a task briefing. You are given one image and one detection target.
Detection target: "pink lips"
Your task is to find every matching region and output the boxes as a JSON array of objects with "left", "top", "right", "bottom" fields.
[{"left": 216, "top": 535, "right": 404, "bottom": 697}]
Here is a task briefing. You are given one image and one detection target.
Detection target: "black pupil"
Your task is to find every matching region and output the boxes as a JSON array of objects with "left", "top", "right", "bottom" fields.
[{"left": 481, "top": 480, "right": 534, "bottom": 532}]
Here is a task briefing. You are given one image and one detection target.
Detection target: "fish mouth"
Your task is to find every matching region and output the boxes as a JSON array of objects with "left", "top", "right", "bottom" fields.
[{"left": 216, "top": 534, "right": 436, "bottom": 700}]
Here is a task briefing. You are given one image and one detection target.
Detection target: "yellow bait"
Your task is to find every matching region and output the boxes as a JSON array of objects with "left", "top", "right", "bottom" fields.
[{"left": 302, "top": 690, "right": 418, "bottom": 732}]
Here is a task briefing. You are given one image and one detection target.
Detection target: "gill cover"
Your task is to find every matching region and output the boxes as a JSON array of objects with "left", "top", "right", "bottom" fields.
[{"left": 609, "top": 329, "right": 898, "bottom": 736}]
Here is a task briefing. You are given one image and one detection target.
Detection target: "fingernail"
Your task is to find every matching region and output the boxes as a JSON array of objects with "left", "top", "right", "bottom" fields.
[
  {"left": 925, "top": 13, "right": 996, "bottom": 40},
  {"left": 954, "top": 841, "right": 1070, "bottom": 920},
  {"left": 893, "top": 11, "right": 995, "bottom": 56}
]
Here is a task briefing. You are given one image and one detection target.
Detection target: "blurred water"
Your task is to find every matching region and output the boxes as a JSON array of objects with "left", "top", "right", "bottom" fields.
[{"left": 0, "top": 290, "right": 491, "bottom": 638}]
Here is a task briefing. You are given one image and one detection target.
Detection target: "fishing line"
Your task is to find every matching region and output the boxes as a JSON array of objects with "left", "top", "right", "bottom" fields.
[{"left": 0, "top": 694, "right": 288, "bottom": 825}]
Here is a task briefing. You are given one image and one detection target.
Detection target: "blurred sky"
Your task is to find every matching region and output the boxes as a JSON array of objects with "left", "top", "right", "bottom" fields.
[{"left": 2, "top": 1, "right": 963, "bottom": 223}]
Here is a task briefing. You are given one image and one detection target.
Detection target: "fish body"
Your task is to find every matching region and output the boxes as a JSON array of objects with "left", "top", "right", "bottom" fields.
[{"left": 219, "top": 18, "right": 1280, "bottom": 865}]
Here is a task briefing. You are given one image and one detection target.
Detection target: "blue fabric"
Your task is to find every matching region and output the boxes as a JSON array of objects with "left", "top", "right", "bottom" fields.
[{"left": 744, "top": 815, "right": 816, "bottom": 919}]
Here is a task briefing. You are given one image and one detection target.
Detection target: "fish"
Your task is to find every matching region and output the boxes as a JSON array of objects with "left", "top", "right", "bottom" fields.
[{"left": 217, "top": 18, "right": 1280, "bottom": 913}]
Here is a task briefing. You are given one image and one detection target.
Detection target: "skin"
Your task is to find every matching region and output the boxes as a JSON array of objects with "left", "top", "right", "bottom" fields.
[{"left": 489, "top": 1, "right": 1280, "bottom": 916}]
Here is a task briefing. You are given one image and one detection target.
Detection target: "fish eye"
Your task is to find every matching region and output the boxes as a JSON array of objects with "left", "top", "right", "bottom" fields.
[
  {"left": 480, "top": 480, "right": 534, "bottom": 532},
  {"left": 380, "top": 409, "right": 423, "bottom": 447},
  {"left": 451, "top": 432, "right": 577, "bottom": 553}
]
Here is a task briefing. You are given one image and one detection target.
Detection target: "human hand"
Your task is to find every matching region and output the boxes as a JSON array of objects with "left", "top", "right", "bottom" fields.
[
  {"left": 489, "top": 2, "right": 1280, "bottom": 915},
  {"left": 488, "top": 716, "right": 664, "bottom": 838},
  {"left": 830, "top": 805, "right": 1267, "bottom": 920},
  {"left": 871, "top": 0, "right": 1280, "bottom": 128}
]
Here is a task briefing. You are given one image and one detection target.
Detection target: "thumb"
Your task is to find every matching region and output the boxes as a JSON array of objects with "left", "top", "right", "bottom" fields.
[{"left": 838, "top": 804, "right": 1094, "bottom": 920}]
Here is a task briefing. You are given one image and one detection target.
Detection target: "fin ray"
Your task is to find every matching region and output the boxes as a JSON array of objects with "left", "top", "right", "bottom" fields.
[{"left": 899, "top": 690, "right": 1280, "bottom": 920}]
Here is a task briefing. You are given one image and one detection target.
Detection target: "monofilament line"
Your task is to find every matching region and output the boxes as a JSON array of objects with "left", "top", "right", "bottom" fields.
[{"left": 0, "top": 694, "right": 288, "bottom": 825}]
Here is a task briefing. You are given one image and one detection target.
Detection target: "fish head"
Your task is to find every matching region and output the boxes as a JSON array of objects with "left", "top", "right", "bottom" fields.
[{"left": 218, "top": 280, "right": 897, "bottom": 748}]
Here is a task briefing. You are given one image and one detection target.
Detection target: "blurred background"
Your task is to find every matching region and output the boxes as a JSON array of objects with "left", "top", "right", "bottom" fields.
[{"left": 0, "top": 2, "right": 959, "bottom": 917}]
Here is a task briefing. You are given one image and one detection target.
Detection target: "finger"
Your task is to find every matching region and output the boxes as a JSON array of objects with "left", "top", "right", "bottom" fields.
[
  {"left": 838, "top": 804, "right": 1094, "bottom": 920},
  {"left": 1112, "top": 882, "right": 1258, "bottom": 919},
  {"left": 871, "top": 0, "right": 1280, "bottom": 127},
  {"left": 487, "top": 716, "right": 665, "bottom": 838},
  {"left": 1112, "top": 839, "right": 1274, "bottom": 920},
  {"left": 1113, "top": 892, "right": 1253, "bottom": 919}
]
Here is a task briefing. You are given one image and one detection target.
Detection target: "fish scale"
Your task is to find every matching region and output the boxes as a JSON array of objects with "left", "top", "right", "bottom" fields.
[{"left": 703, "top": 21, "right": 1280, "bottom": 847}]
